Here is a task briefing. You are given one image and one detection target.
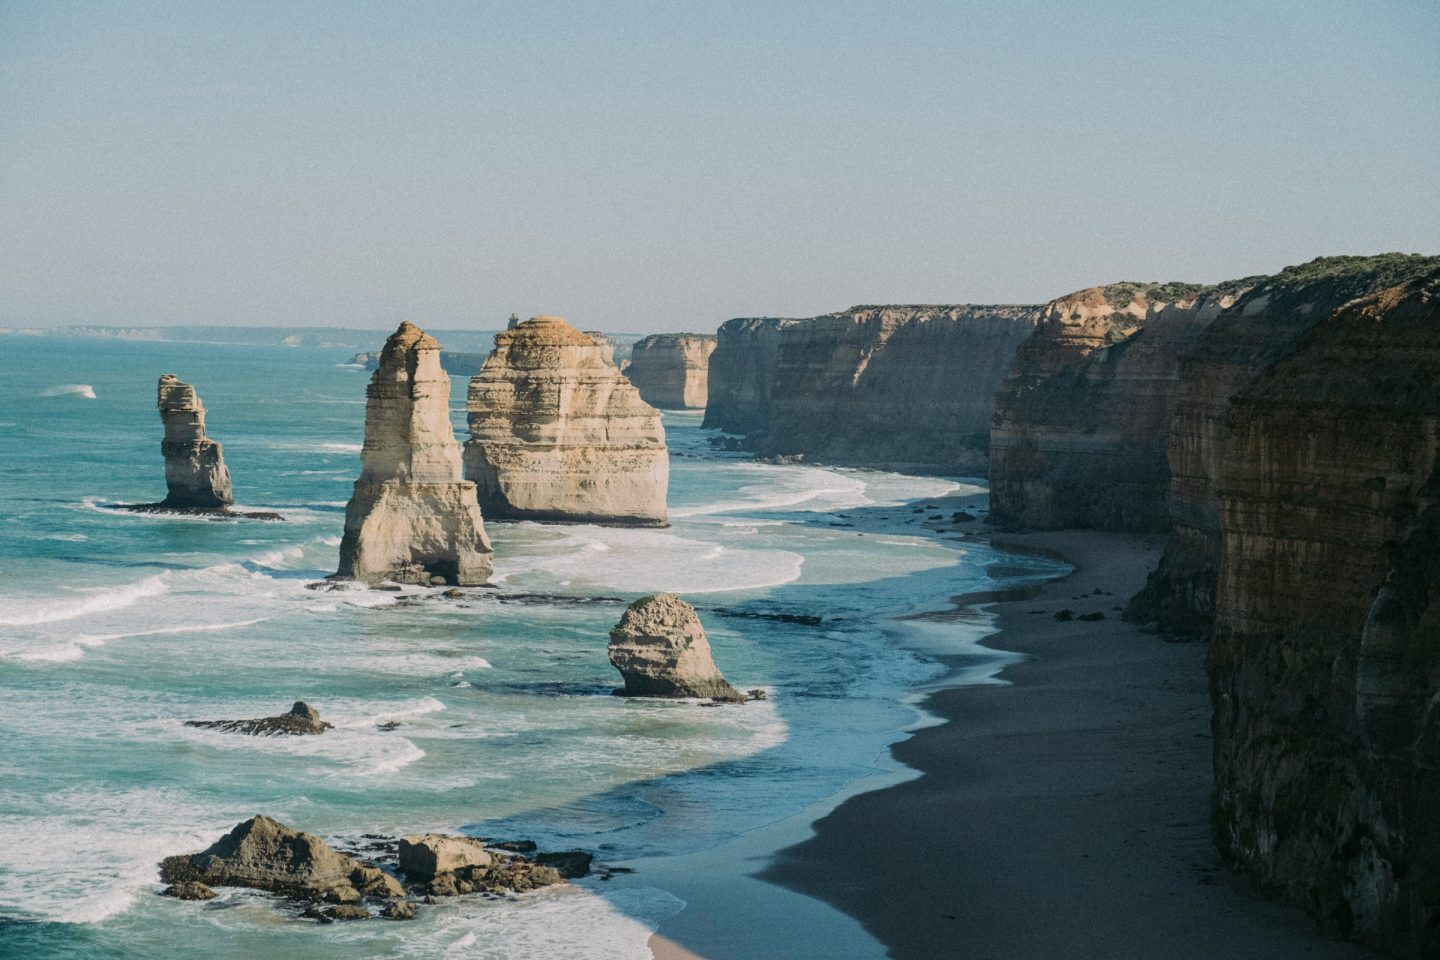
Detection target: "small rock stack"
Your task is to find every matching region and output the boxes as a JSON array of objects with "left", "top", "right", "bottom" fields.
[{"left": 157, "top": 374, "right": 233, "bottom": 509}]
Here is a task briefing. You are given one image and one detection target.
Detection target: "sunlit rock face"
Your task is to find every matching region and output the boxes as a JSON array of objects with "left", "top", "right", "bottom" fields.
[
  {"left": 751, "top": 304, "right": 1040, "bottom": 473},
  {"left": 989, "top": 281, "right": 1245, "bottom": 533},
  {"left": 463, "top": 316, "right": 668, "bottom": 526},
  {"left": 157, "top": 374, "right": 234, "bottom": 508},
  {"left": 1129, "top": 255, "right": 1440, "bottom": 637},
  {"left": 1209, "top": 274, "right": 1440, "bottom": 958},
  {"left": 335, "top": 321, "right": 493, "bottom": 585},
  {"left": 625, "top": 334, "right": 716, "bottom": 409}
]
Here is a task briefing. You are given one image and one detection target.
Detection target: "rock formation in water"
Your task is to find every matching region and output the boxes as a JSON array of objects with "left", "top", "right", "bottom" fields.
[
  {"left": 156, "top": 374, "right": 234, "bottom": 508},
  {"left": 988, "top": 282, "right": 1250, "bottom": 531},
  {"left": 1208, "top": 274, "right": 1440, "bottom": 958},
  {"left": 608, "top": 594, "right": 744, "bottom": 702},
  {"left": 335, "top": 322, "right": 493, "bottom": 586},
  {"left": 756, "top": 305, "right": 1040, "bottom": 474},
  {"left": 396, "top": 834, "right": 492, "bottom": 881},
  {"left": 184, "top": 701, "right": 332, "bottom": 736},
  {"left": 353, "top": 350, "right": 488, "bottom": 377},
  {"left": 1128, "top": 254, "right": 1440, "bottom": 635},
  {"left": 701, "top": 316, "right": 799, "bottom": 436},
  {"left": 463, "top": 316, "right": 668, "bottom": 525},
  {"left": 624, "top": 334, "right": 717, "bottom": 409}
]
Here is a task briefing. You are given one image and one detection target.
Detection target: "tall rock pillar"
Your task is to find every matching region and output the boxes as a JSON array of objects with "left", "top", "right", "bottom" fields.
[{"left": 157, "top": 374, "right": 234, "bottom": 509}]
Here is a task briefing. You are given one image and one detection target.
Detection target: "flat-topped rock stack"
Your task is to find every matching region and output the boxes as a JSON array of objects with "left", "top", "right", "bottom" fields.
[
  {"left": 625, "top": 333, "right": 716, "bottom": 409},
  {"left": 335, "top": 321, "right": 493, "bottom": 585},
  {"left": 701, "top": 317, "right": 799, "bottom": 437},
  {"left": 463, "top": 316, "right": 668, "bottom": 526},
  {"left": 157, "top": 374, "right": 234, "bottom": 508}
]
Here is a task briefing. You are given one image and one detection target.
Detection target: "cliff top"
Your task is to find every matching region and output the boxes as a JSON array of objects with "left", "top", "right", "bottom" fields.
[
  {"left": 1238, "top": 253, "right": 1440, "bottom": 312},
  {"left": 634, "top": 333, "right": 717, "bottom": 348},
  {"left": 379, "top": 321, "right": 441, "bottom": 365},
  {"left": 495, "top": 315, "right": 600, "bottom": 347}
]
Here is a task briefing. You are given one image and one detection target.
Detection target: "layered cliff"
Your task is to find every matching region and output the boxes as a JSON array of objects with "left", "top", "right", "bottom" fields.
[
  {"left": 1209, "top": 274, "right": 1440, "bottom": 957},
  {"left": 156, "top": 374, "right": 234, "bottom": 509},
  {"left": 754, "top": 305, "right": 1040, "bottom": 473},
  {"left": 1129, "top": 254, "right": 1440, "bottom": 635},
  {"left": 625, "top": 334, "right": 716, "bottom": 409},
  {"left": 701, "top": 317, "right": 798, "bottom": 436},
  {"left": 988, "top": 281, "right": 1248, "bottom": 531},
  {"left": 335, "top": 322, "right": 493, "bottom": 585},
  {"left": 463, "top": 316, "right": 668, "bottom": 525}
]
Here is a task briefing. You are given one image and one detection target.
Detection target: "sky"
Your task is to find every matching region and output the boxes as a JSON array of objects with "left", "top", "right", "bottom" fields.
[{"left": 2, "top": 1, "right": 1438, "bottom": 334}]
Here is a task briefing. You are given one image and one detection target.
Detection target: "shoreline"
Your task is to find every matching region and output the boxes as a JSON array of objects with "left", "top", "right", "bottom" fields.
[{"left": 752, "top": 529, "right": 1383, "bottom": 960}]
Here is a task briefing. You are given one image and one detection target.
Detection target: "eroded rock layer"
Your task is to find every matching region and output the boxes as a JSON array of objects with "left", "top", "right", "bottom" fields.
[
  {"left": 1209, "top": 275, "right": 1440, "bottom": 957},
  {"left": 157, "top": 374, "right": 234, "bottom": 508},
  {"left": 989, "top": 282, "right": 1248, "bottom": 532},
  {"left": 608, "top": 594, "right": 743, "bottom": 702},
  {"left": 1130, "top": 254, "right": 1440, "bottom": 635},
  {"left": 625, "top": 334, "right": 716, "bottom": 409},
  {"left": 756, "top": 305, "right": 1040, "bottom": 473},
  {"left": 463, "top": 316, "right": 668, "bottom": 525},
  {"left": 335, "top": 322, "right": 493, "bottom": 585},
  {"left": 701, "top": 317, "right": 798, "bottom": 436}
]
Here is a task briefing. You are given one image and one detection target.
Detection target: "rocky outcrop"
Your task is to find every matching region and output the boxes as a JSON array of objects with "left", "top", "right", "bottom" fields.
[
  {"left": 396, "top": 834, "right": 491, "bottom": 881},
  {"left": 156, "top": 374, "right": 233, "bottom": 508},
  {"left": 184, "top": 701, "right": 332, "bottom": 736},
  {"left": 395, "top": 833, "right": 563, "bottom": 898},
  {"left": 335, "top": 322, "right": 493, "bottom": 586},
  {"left": 608, "top": 594, "right": 744, "bottom": 702},
  {"left": 1208, "top": 274, "right": 1440, "bottom": 957},
  {"left": 989, "top": 282, "right": 1249, "bottom": 531},
  {"left": 463, "top": 316, "right": 668, "bottom": 525},
  {"left": 625, "top": 334, "right": 716, "bottom": 409},
  {"left": 755, "top": 305, "right": 1040, "bottom": 473},
  {"left": 159, "top": 815, "right": 396, "bottom": 903},
  {"left": 353, "top": 351, "right": 488, "bottom": 377},
  {"left": 1129, "top": 254, "right": 1440, "bottom": 635},
  {"left": 701, "top": 317, "right": 798, "bottom": 436}
]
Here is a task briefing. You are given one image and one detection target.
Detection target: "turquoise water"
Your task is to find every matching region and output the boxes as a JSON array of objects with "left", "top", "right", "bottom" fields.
[{"left": 0, "top": 334, "right": 1061, "bottom": 959}]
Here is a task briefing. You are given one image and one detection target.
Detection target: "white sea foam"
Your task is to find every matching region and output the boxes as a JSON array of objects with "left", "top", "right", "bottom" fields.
[
  {"left": 16, "top": 618, "right": 270, "bottom": 663},
  {"left": 0, "top": 575, "right": 168, "bottom": 627},
  {"left": 39, "top": 383, "right": 96, "bottom": 398}
]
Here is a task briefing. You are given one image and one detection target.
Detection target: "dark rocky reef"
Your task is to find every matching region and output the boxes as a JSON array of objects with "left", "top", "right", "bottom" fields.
[
  {"left": 1208, "top": 275, "right": 1440, "bottom": 957},
  {"left": 624, "top": 333, "right": 716, "bottom": 409},
  {"left": 989, "top": 281, "right": 1250, "bottom": 532},
  {"left": 184, "top": 701, "right": 333, "bottom": 736},
  {"left": 1130, "top": 254, "right": 1440, "bottom": 636},
  {"left": 701, "top": 316, "right": 799, "bottom": 437}
]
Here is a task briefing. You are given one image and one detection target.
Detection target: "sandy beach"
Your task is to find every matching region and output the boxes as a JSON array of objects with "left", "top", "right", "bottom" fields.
[{"left": 742, "top": 530, "right": 1384, "bottom": 960}]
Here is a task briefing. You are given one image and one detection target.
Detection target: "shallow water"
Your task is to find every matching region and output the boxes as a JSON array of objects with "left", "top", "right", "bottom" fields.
[{"left": 0, "top": 334, "right": 1063, "bottom": 958}]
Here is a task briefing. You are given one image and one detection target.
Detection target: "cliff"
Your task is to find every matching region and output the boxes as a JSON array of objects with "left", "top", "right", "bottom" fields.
[
  {"left": 463, "top": 316, "right": 668, "bottom": 525},
  {"left": 754, "top": 305, "right": 1040, "bottom": 474},
  {"left": 989, "top": 281, "right": 1248, "bottom": 532},
  {"left": 624, "top": 334, "right": 717, "bottom": 409},
  {"left": 156, "top": 374, "right": 234, "bottom": 509},
  {"left": 701, "top": 317, "right": 798, "bottom": 436},
  {"left": 1209, "top": 274, "right": 1440, "bottom": 957},
  {"left": 1129, "top": 254, "right": 1440, "bottom": 635},
  {"left": 335, "top": 322, "right": 493, "bottom": 585}
]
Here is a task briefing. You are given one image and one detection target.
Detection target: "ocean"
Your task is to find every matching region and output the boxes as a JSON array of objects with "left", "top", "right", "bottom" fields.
[{"left": 0, "top": 333, "right": 1063, "bottom": 959}]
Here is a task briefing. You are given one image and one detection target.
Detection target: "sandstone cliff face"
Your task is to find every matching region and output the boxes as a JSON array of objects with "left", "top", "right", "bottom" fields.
[
  {"left": 989, "top": 282, "right": 1247, "bottom": 532},
  {"left": 1130, "top": 255, "right": 1440, "bottom": 635},
  {"left": 625, "top": 334, "right": 716, "bottom": 409},
  {"left": 156, "top": 374, "right": 234, "bottom": 508},
  {"left": 463, "top": 316, "right": 668, "bottom": 525},
  {"left": 756, "top": 305, "right": 1040, "bottom": 474},
  {"left": 701, "top": 317, "right": 798, "bottom": 436},
  {"left": 335, "top": 322, "right": 493, "bottom": 585},
  {"left": 1209, "top": 275, "right": 1440, "bottom": 957}
]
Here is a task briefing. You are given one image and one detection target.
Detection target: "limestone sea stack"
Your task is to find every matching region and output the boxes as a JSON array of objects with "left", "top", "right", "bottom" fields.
[
  {"left": 1208, "top": 274, "right": 1440, "bottom": 957},
  {"left": 624, "top": 333, "right": 717, "bottom": 409},
  {"left": 463, "top": 316, "right": 668, "bottom": 525},
  {"left": 701, "top": 317, "right": 799, "bottom": 436},
  {"left": 335, "top": 322, "right": 493, "bottom": 585},
  {"left": 156, "top": 374, "right": 233, "bottom": 508},
  {"left": 988, "top": 281, "right": 1249, "bottom": 531},
  {"left": 608, "top": 594, "right": 744, "bottom": 702}
]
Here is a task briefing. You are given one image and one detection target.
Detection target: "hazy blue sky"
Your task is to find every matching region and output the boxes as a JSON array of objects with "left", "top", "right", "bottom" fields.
[{"left": 2, "top": 1, "right": 1437, "bottom": 333}]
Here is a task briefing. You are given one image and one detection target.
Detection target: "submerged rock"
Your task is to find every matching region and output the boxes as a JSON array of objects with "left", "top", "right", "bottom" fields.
[
  {"left": 463, "top": 316, "right": 669, "bottom": 525},
  {"left": 335, "top": 322, "right": 494, "bottom": 586},
  {"left": 608, "top": 594, "right": 744, "bottom": 702},
  {"left": 184, "top": 701, "right": 333, "bottom": 736},
  {"left": 161, "top": 881, "right": 215, "bottom": 901},
  {"left": 156, "top": 374, "right": 233, "bottom": 509}
]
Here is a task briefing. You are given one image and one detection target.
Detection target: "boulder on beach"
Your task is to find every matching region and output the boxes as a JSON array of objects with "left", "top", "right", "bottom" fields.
[
  {"left": 608, "top": 594, "right": 745, "bottom": 702},
  {"left": 184, "top": 701, "right": 333, "bottom": 736}
]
